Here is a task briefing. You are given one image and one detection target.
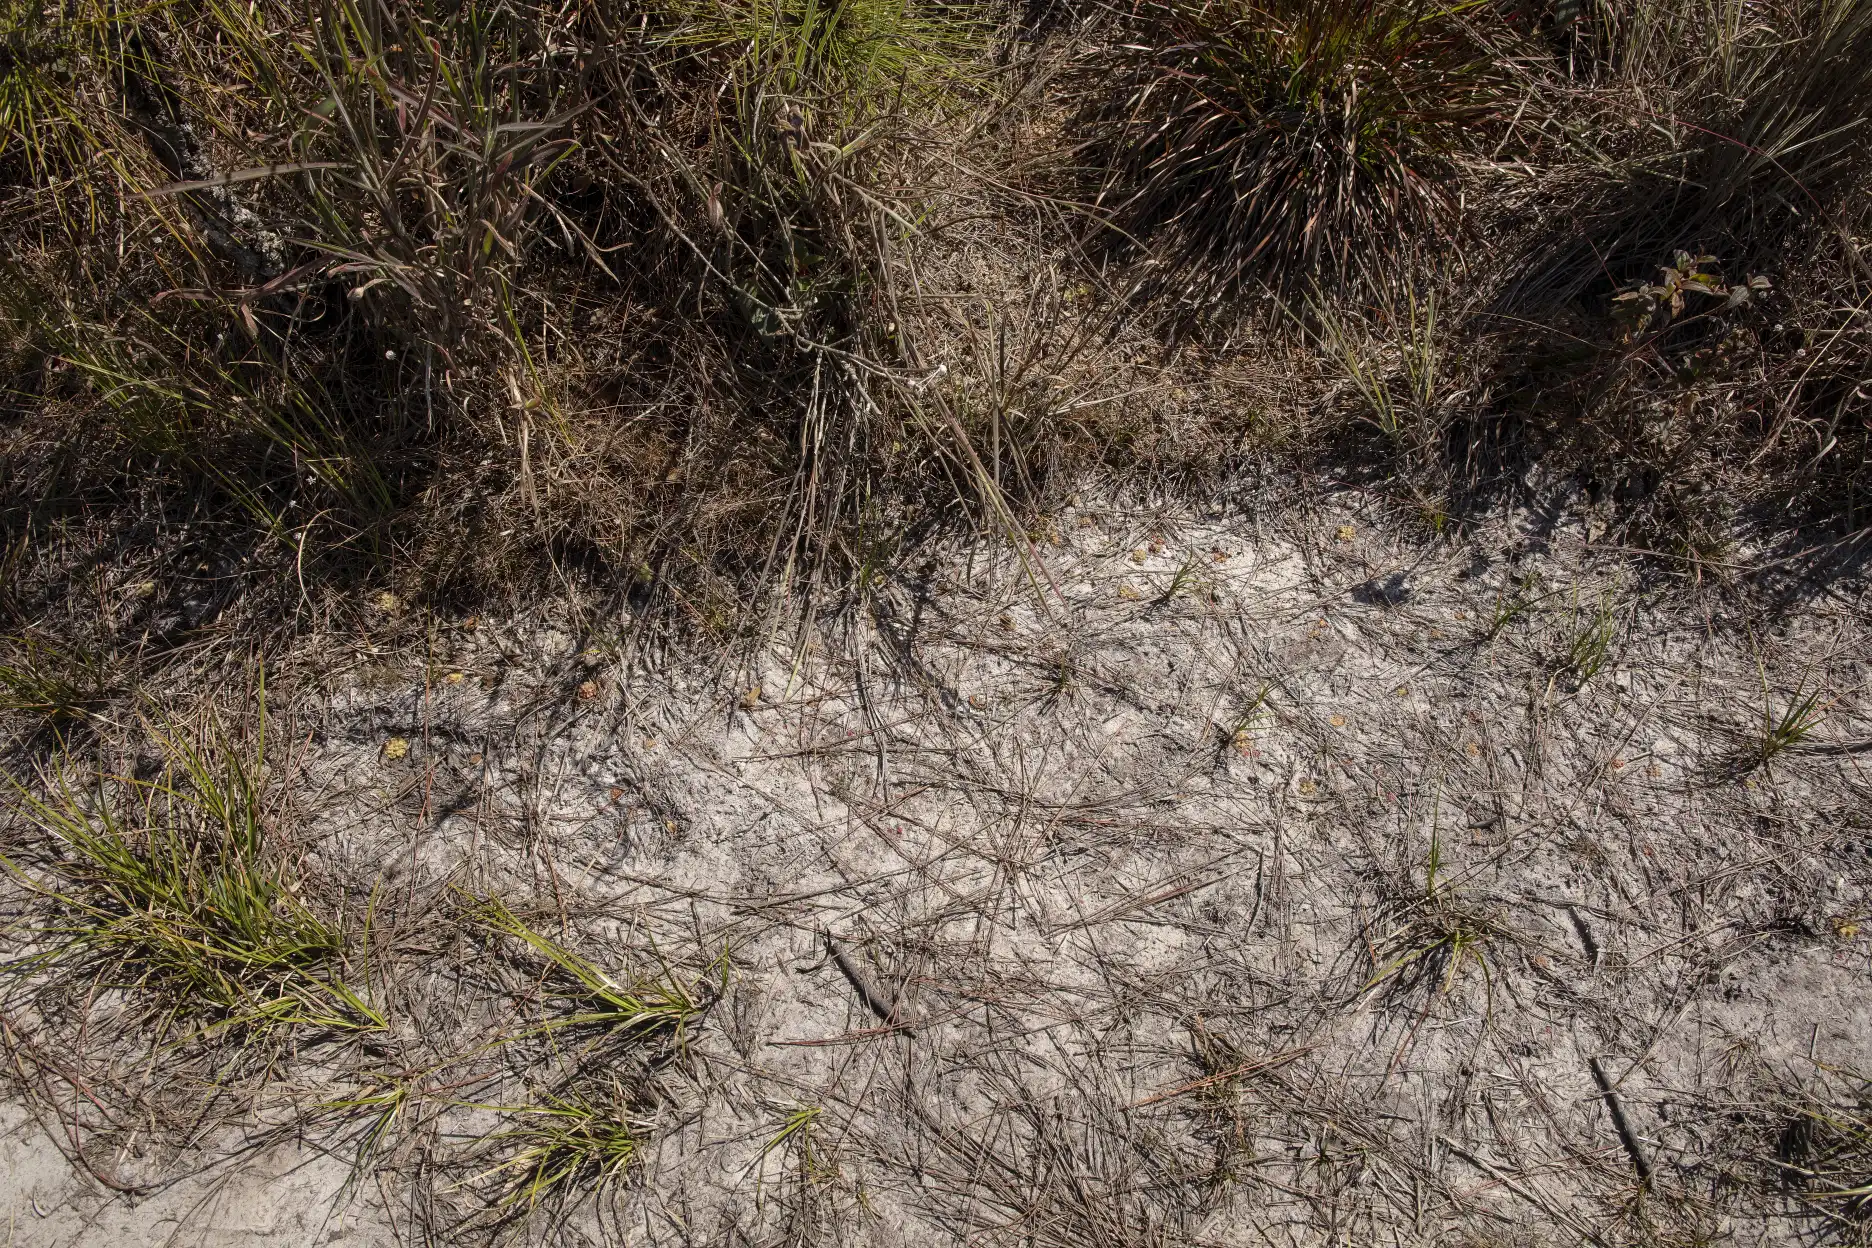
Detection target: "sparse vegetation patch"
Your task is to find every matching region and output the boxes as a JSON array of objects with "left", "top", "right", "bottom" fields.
[{"left": 0, "top": 0, "right": 1870, "bottom": 1242}]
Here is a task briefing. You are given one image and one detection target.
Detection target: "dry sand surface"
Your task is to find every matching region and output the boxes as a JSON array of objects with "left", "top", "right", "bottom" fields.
[{"left": 4, "top": 486, "right": 1870, "bottom": 1246}]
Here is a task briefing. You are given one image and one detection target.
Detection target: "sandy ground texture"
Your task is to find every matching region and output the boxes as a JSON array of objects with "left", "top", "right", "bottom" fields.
[{"left": 3, "top": 485, "right": 1871, "bottom": 1247}]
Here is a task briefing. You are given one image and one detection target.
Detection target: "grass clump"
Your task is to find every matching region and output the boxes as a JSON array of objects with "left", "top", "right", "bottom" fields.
[
  {"left": 3, "top": 712, "right": 379, "bottom": 1040},
  {"left": 1364, "top": 898, "right": 1496, "bottom": 1000},
  {"left": 1553, "top": 592, "right": 1622, "bottom": 692},
  {"left": 1478, "top": 0, "right": 1872, "bottom": 541},
  {"left": 0, "top": 635, "right": 111, "bottom": 728},
  {"left": 1082, "top": 0, "right": 1514, "bottom": 303},
  {"left": 1539, "top": 0, "right": 1872, "bottom": 298},
  {"left": 466, "top": 892, "right": 707, "bottom": 1041},
  {"left": 471, "top": 1084, "right": 647, "bottom": 1209},
  {"left": 0, "top": 0, "right": 1005, "bottom": 629},
  {"left": 1364, "top": 818, "right": 1497, "bottom": 1002},
  {"left": 1304, "top": 281, "right": 1441, "bottom": 440},
  {"left": 1774, "top": 1086, "right": 1872, "bottom": 1225},
  {"left": 1756, "top": 682, "right": 1828, "bottom": 767},
  {"left": 673, "top": 0, "right": 979, "bottom": 107},
  {"left": 448, "top": 898, "right": 712, "bottom": 1216},
  {"left": 0, "top": 0, "right": 1866, "bottom": 633}
]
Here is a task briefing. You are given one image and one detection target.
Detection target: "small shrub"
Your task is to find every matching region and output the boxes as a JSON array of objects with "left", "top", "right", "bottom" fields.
[{"left": 1610, "top": 252, "right": 1771, "bottom": 342}]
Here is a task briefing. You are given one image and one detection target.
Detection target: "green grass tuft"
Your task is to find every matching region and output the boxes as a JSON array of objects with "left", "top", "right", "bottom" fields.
[
  {"left": 470, "top": 1085, "right": 647, "bottom": 1208},
  {"left": 0, "top": 635, "right": 110, "bottom": 727},
  {"left": 1757, "top": 684, "right": 1828, "bottom": 766},
  {"left": 3, "top": 711, "right": 380, "bottom": 1040},
  {"left": 671, "top": 0, "right": 979, "bottom": 109},
  {"left": 466, "top": 892, "right": 707, "bottom": 1040}
]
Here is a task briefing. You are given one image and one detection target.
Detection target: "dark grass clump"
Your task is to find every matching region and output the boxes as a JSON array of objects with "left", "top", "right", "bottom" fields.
[
  {"left": 1773, "top": 1085, "right": 1872, "bottom": 1228},
  {"left": 0, "top": 0, "right": 1869, "bottom": 641},
  {"left": 0, "top": 0, "right": 999, "bottom": 648},
  {"left": 1290, "top": 0, "right": 1872, "bottom": 557},
  {"left": 1079, "top": 0, "right": 1517, "bottom": 306},
  {"left": 1704, "top": 1064, "right": 1872, "bottom": 1235}
]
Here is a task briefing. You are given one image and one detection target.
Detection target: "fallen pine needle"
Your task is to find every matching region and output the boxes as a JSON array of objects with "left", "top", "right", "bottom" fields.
[{"left": 1131, "top": 1047, "right": 1311, "bottom": 1107}]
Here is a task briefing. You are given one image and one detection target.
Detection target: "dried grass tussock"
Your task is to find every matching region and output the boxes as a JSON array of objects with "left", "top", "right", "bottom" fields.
[{"left": 2, "top": 0, "right": 1872, "bottom": 1242}]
